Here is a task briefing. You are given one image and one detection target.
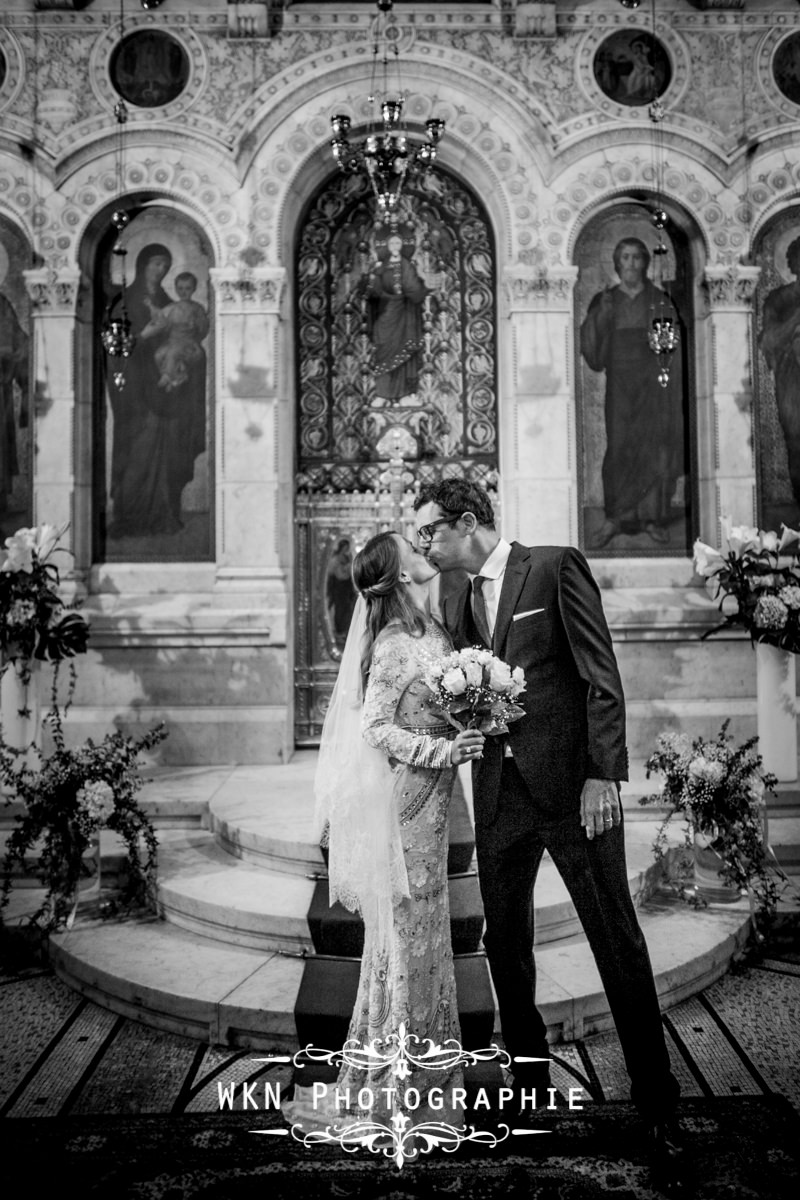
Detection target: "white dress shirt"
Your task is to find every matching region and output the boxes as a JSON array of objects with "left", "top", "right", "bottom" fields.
[{"left": 470, "top": 537, "right": 513, "bottom": 638}]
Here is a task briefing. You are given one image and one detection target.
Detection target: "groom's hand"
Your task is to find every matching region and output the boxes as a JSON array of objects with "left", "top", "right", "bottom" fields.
[{"left": 580, "top": 778, "right": 621, "bottom": 839}]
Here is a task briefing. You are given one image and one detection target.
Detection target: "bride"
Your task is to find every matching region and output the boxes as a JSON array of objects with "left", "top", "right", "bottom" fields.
[{"left": 284, "top": 530, "right": 485, "bottom": 1148}]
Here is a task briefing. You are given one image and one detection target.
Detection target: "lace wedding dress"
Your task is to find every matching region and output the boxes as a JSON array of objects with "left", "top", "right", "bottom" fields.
[{"left": 284, "top": 619, "right": 465, "bottom": 1144}]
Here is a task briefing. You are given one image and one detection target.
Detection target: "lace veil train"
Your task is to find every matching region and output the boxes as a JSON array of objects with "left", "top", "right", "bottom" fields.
[{"left": 314, "top": 595, "right": 409, "bottom": 955}]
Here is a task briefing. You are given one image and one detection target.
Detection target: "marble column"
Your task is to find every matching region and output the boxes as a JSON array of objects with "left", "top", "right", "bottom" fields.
[
  {"left": 210, "top": 265, "right": 291, "bottom": 758},
  {"left": 500, "top": 264, "right": 579, "bottom": 544},
  {"left": 698, "top": 265, "right": 761, "bottom": 545},
  {"left": 22, "top": 266, "right": 82, "bottom": 549}
]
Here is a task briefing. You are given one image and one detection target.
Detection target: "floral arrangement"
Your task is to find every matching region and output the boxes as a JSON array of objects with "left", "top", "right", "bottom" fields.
[
  {"left": 640, "top": 721, "right": 781, "bottom": 921},
  {"left": 0, "top": 524, "right": 90, "bottom": 681},
  {"left": 1, "top": 704, "right": 166, "bottom": 931},
  {"left": 693, "top": 519, "right": 800, "bottom": 653},
  {"left": 425, "top": 646, "right": 527, "bottom": 735}
]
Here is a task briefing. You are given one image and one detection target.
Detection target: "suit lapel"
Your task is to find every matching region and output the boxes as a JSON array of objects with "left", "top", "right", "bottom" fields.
[
  {"left": 493, "top": 542, "right": 532, "bottom": 656},
  {"left": 443, "top": 582, "right": 472, "bottom": 648}
]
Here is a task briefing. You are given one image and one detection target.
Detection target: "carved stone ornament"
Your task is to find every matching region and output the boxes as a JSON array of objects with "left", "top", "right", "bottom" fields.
[
  {"left": 23, "top": 266, "right": 82, "bottom": 315},
  {"left": 210, "top": 266, "right": 286, "bottom": 311},
  {"left": 703, "top": 265, "right": 761, "bottom": 310},
  {"left": 512, "top": 2, "right": 556, "bottom": 40},
  {"left": 502, "top": 264, "right": 579, "bottom": 312},
  {"left": 31, "top": 1, "right": 90, "bottom": 9},
  {"left": 227, "top": 1, "right": 271, "bottom": 40}
]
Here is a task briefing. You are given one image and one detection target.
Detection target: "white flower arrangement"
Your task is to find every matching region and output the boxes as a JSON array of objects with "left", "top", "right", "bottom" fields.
[
  {"left": 425, "top": 646, "right": 527, "bottom": 735},
  {"left": 693, "top": 519, "right": 800, "bottom": 653}
]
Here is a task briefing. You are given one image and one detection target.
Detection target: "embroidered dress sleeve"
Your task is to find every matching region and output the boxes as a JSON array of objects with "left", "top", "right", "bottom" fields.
[{"left": 361, "top": 632, "right": 452, "bottom": 769}]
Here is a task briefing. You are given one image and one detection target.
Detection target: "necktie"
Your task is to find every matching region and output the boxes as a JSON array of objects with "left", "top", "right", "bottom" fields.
[{"left": 472, "top": 575, "right": 492, "bottom": 647}]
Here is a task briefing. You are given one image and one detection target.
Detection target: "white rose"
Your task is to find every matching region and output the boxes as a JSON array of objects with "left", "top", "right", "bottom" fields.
[
  {"left": 510, "top": 666, "right": 527, "bottom": 697},
  {"left": 442, "top": 667, "right": 468, "bottom": 696},
  {"left": 488, "top": 660, "right": 513, "bottom": 693},
  {"left": 464, "top": 659, "right": 483, "bottom": 688}
]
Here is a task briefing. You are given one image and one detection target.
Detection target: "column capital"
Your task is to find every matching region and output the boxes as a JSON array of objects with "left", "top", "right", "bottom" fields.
[
  {"left": 703, "top": 265, "right": 761, "bottom": 311},
  {"left": 502, "top": 264, "right": 579, "bottom": 313},
  {"left": 23, "top": 267, "right": 82, "bottom": 316}
]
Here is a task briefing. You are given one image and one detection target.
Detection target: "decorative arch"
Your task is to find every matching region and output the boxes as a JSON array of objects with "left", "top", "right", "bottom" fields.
[
  {"left": 240, "top": 40, "right": 562, "bottom": 274},
  {"left": 752, "top": 203, "right": 800, "bottom": 533},
  {"left": 573, "top": 198, "right": 700, "bottom": 557},
  {"left": 77, "top": 196, "right": 216, "bottom": 563},
  {"left": 292, "top": 163, "right": 498, "bottom": 745},
  {"left": 0, "top": 209, "right": 33, "bottom": 543}
]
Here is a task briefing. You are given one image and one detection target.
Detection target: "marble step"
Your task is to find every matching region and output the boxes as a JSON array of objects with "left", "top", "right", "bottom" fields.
[
  {"left": 206, "top": 758, "right": 476, "bottom": 876},
  {"left": 154, "top": 830, "right": 484, "bottom": 954},
  {"left": 43, "top": 891, "right": 755, "bottom": 1052},
  {"left": 305, "top": 875, "right": 485, "bottom": 957},
  {"left": 1, "top": 820, "right": 675, "bottom": 959},
  {"left": 131, "top": 819, "right": 677, "bottom": 951}
]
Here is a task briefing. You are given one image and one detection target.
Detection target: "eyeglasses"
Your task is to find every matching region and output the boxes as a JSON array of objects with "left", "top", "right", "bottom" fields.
[{"left": 416, "top": 515, "right": 461, "bottom": 543}]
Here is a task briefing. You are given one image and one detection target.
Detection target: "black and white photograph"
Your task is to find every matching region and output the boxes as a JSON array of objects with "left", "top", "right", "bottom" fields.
[{"left": 1, "top": 2, "right": 799, "bottom": 1198}]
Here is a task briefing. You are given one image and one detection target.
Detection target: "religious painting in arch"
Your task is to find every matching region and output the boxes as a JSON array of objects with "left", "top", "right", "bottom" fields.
[
  {"left": 294, "top": 168, "right": 497, "bottom": 744},
  {"left": 574, "top": 203, "right": 695, "bottom": 557},
  {"left": 93, "top": 205, "right": 214, "bottom": 562},
  {"left": 0, "top": 214, "right": 32, "bottom": 545},
  {"left": 753, "top": 207, "right": 800, "bottom": 533}
]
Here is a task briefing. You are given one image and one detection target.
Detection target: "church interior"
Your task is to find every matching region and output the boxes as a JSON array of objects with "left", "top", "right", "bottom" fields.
[{"left": 1, "top": 1, "right": 800, "bottom": 1195}]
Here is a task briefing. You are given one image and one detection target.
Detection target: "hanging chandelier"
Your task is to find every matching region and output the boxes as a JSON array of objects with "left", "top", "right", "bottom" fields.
[
  {"left": 100, "top": 1, "right": 135, "bottom": 390},
  {"left": 329, "top": 0, "right": 445, "bottom": 217},
  {"left": 99, "top": 97, "right": 135, "bottom": 391},
  {"left": 644, "top": 5, "right": 680, "bottom": 389}
]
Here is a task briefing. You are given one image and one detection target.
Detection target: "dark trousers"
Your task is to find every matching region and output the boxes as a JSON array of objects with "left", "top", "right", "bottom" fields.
[{"left": 475, "top": 759, "right": 680, "bottom": 1122}]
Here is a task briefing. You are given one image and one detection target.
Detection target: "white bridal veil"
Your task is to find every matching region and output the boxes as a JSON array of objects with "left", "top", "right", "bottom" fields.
[{"left": 314, "top": 595, "right": 410, "bottom": 954}]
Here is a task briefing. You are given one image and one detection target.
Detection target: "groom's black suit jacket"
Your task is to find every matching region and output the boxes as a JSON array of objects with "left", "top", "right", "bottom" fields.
[{"left": 441, "top": 542, "right": 629, "bottom": 826}]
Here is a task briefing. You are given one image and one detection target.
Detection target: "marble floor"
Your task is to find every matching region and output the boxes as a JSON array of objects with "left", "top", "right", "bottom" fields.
[{"left": 1, "top": 934, "right": 799, "bottom": 1121}]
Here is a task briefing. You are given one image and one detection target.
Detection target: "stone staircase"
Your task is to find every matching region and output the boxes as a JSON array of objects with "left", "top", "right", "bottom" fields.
[{"left": 3, "top": 751, "right": 789, "bottom": 1055}]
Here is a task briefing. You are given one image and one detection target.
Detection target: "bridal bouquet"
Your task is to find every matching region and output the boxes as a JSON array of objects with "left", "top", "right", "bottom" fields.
[
  {"left": 693, "top": 520, "right": 800, "bottom": 653},
  {"left": 425, "top": 647, "right": 527, "bottom": 735}
]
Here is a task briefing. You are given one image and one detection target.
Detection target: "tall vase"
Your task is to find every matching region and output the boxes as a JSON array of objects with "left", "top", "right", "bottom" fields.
[
  {"left": 65, "top": 831, "right": 102, "bottom": 930},
  {"left": 0, "top": 659, "right": 42, "bottom": 795},
  {"left": 755, "top": 641, "right": 797, "bottom": 782},
  {"left": 693, "top": 829, "right": 740, "bottom": 904}
]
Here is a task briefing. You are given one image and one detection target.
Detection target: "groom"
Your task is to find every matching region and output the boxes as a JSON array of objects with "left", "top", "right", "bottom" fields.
[{"left": 414, "top": 479, "right": 685, "bottom": 1190}]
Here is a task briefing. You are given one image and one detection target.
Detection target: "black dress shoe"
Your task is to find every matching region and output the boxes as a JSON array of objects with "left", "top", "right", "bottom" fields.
[{"left": 647, "top": 1122, "right": 692, "bottom": 1196}]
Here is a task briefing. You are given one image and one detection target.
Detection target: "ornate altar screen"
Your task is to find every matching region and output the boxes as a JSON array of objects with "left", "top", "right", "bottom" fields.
[{"left": 294, "top": 169, "right": 498, "bottom": 745}]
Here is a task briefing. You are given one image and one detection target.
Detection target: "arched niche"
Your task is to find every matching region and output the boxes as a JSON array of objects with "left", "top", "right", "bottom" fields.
[
  {"left": 573, "top": 198, "right": 702, "bottom": 558},
  {"left": 752, "top": 204, "right": 800, "bottom": 533},
  {"left": 0, "top": 211, "right": 33, "bottom": 543},
  {"left": 76, "top": 197, "right": 216, "bottom": 565},
  {"left": 292, "top": 165, "right": 498, "bottom": 745}
]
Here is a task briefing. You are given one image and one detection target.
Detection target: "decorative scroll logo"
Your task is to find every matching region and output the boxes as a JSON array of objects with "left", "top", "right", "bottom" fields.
[{"left": 252, "top": 1026, "right": 553, "bottom": 1169}]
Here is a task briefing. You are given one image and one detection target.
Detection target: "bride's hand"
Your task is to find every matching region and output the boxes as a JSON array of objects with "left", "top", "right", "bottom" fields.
[{"left": 451, "top": 729, "right": 485, "bottom": 765}]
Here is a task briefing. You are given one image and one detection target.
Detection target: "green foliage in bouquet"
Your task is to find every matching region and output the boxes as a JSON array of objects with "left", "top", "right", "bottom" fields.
[
  {"left": 1, "top": 705, "right": 166, "bottom": 931},
  {"left": 641, "top": 721, "right": 782, "bottom": 922}
]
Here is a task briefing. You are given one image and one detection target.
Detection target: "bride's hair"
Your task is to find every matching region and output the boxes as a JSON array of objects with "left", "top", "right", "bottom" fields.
[{"left": 352, "top": 531, "right": 426, "bottom": 678}]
